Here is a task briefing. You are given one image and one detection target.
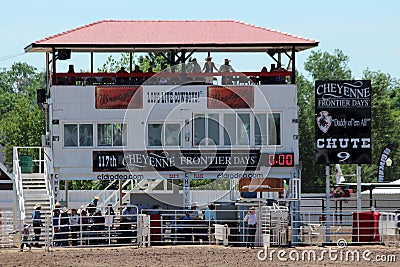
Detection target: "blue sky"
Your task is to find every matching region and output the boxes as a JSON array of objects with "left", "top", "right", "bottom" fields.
[{"left": 0, "top": 0, "right": 399, "bottom": 79}]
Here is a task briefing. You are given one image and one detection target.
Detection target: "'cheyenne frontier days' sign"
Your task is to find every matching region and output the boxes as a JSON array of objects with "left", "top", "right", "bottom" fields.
[
  {"left": 93, "top": 150, "right": 294, "bottom": 172},
  {"left": 93, "top": 150, "right": 260, "bottom": 172},
  {"left": 315, "top": 80, "right": 372, "bottom": 164}
]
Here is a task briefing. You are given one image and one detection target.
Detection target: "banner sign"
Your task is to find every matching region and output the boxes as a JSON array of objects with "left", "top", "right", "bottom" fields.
[
  {"left": 377, "top": 144, "right": 392, "bottom": 182},
  {"left": 315, "top": 80, "right": 372, "bottom": 164},
  {"left": 95, "top": 86, "right": 143, "bottom": 109},
  {"left": 207, "top": 86, "right": 254, "bottom": 109},
  {"left": 239, "top": 178, "right": 283, "bottom": 192},
  {"left": 93, "top": 150, "right": 294, "bottom": 172},
  {"left": 146, "top": 90, "right": 201, "bottom": 104}
]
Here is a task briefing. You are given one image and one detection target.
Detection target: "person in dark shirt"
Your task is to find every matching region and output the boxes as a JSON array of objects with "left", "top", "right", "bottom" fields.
[
  {"left": 116, "top": 66, "right": 129, "bottom": 85},
  {"left": 32, "top": 203, "right": 43, "bottom": 247}
]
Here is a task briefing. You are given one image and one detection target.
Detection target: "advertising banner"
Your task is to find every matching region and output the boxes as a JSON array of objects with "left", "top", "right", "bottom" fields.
[
  {"left": 207, "top": 86, "right": 254, "bottom": 109},
  {"left": 377, "top": 144, "right": 392, "bottom": 182},
  {"left": 315, "top": 80, "right": 372, "bottom": 164},
  {"left": 95, "top": 86, "right": 143, "bottom": 109}
]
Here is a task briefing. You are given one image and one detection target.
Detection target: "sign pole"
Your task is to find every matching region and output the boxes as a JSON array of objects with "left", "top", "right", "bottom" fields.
[
  {"left": 357, "top": 164, "right": 362, "bottom": 211},
  {"left": 325, "top": 164, "right": 331, "bottom": 242},
  {"left": 183, "top": 176, "right": 190, "bottom": 209}
]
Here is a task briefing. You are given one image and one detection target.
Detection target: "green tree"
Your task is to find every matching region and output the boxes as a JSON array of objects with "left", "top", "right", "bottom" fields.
[
  {"left": 0, "top": 97, "right": 45, "bottom": 166},
  {"left": 97, "top": 52, "right": 170, "bottom": 73},
  {"left": 304, "top": 49, "right": 352, "bottom": 81},
  {"left": 0, "top": 63, "right": 46, "bottom": 167},
  {"left": 297, "top": 71, "right": 324, "bottom": 191},
  {"left": 0, "top": 62, "right": 44, "bottom": 97},
  {"left": 361, "top": 70, "right": 400, "bottom": 182}
]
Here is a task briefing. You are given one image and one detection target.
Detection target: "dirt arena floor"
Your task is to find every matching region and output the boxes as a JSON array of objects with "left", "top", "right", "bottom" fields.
[{"left": 1, "top": 245, "right": 399, "bottom": 267}]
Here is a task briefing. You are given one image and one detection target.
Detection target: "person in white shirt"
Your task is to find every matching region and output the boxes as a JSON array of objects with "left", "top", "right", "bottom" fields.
[{"left": 244, "top": 207, "right": 257, "bottom": 248}]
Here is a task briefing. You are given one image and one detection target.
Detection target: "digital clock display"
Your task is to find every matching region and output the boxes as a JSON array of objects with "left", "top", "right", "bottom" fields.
[{"left": 267, "top": 153, "right": 294, "bottom": 167}]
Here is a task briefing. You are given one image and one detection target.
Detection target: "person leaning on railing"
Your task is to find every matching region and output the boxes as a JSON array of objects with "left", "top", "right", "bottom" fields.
[
  {"left": 270, "top": 63, "right": 287, "bottom": 84},
  {"left": 258, "top": 66, "right": 271, "bottom": 84},
  {"left": 202, "top": 56, "right": 218, "bottom": 84},
  {"left": 219, "top": 58, "right": 235, "bottom": 85},
  {"left": 116, "top": 67, "right": 129, "bottom": 85},
  {"left": 132, "top": 65, "right": 144, "bottom": 85}
]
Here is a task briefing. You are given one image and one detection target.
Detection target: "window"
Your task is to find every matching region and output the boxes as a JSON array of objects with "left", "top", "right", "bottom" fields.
[
  {"left": 165, "top": 124, "right": 181, "bottom": 146},
  {"left": 113, "top": 123, "right": 127, "bottom": 146},
  {"left": 64, "top": 124, "right": 78, "bottom": 147},
  {"left": 222, "top": 113, "right": 250, "bottom": 146},
  {"left": 221, "top": 112, "right": 281, "bottom": 146},
  {"left": 79, "top": 124, "right": 93, "bottom": 146},
  {"left": 193, "top": 113, "right": 219, "bottom": 146},
  {"left": 98, "top": 123, "right": 127, "bottom": 147},
  {"left": 223, "top": 114, "right": 236, "bottom": 146},
  {"left": 255, "top": 114, "right": 267, "bottom": 145},
  {"left": 64, "top": 124, "right": 94, "bottom": 147},
  {"left": 237, "top": 114, "right": 250, "bottom": 145},
  {"left": 98, "top": 124, "right": 112, "bottom": 146},
  {"left": 268, "top": 113, "right": 281, "bottom": 145},
  {"left": 148, "top": 123, "right": 181, "bottom": 147},
  {"left": 148, "top": 124, "right": 162, "bottom": 146}
]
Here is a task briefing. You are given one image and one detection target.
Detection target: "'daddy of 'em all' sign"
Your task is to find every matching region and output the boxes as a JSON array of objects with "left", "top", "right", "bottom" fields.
[{"left": 315, "top": 80, "right": 372, "bottom": 164}]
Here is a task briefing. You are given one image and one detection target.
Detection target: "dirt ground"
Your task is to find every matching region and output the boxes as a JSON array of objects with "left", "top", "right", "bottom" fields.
[{"left": 1, "top": 245, "right": 399, "bottom": 267}]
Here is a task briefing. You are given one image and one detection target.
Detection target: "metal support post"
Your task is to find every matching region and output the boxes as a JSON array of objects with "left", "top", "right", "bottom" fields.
[{"left": 325, "top": 165, "right": 331, "bottom": 242}]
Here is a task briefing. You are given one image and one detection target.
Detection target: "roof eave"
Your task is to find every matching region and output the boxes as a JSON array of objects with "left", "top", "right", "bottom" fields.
[{"left": 25, "top": 42, "right": 319, "bottom": 53}]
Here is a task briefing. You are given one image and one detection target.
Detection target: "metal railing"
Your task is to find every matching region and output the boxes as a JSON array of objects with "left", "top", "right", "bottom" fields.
[
  {"left": 12, "top": 148, "right": 25, "bottom": 223},
  {"left": 54, "top": 70, "right": 293, "bottom": 86},
  {"left": 3, "top": 205, "right": 400, "bottom": 249},
  {"left": 43, "top": 147, "right": 54, "bottom": 212}
]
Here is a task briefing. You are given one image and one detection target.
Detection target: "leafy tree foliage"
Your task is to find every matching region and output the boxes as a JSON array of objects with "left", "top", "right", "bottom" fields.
[
  {"left": 361, "top": 70, "right": 400, "bottom": 182},
  {"left": 97, "top": 52, "right": 170, "bottom": 73},
  {"left": 304, "top": 49, "right": 352, "bottom": 81},
  {"left": 0, "top": 63, "right": 45, "bottom": 167},
  {"left": 0, "top": 97, "right": 45, "bottom": 166}
]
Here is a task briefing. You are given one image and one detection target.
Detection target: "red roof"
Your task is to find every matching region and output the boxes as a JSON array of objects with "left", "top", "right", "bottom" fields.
[{"left": 25, "top": 20, "right": 318, "bottom": 53}]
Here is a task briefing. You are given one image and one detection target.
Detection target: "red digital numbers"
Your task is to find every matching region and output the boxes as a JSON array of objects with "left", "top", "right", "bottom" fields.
[{"left": 267, "top": 153, "right": 294, "bottom": 167}]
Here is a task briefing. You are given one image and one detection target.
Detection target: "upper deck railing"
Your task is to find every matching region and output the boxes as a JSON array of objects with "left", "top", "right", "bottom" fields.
[{"left": 53, "top": 70, "right": 293, "bottom": 86}]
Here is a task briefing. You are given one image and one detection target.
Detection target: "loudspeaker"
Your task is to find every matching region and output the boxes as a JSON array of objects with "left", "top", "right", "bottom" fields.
[
  {"left": 36, "top": 89, "right": 46, "bottom": 109},
  {"left": 57, "top": 49, "right": 71, "bottom": 60}
]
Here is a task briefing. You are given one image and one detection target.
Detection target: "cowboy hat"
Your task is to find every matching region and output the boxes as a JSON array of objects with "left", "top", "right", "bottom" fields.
[
  {"left": 205, "top": 56, "right": 212, "bottom": 60},
  {"left": 34, "top": 203, "right": 41, "bottom": 209}
]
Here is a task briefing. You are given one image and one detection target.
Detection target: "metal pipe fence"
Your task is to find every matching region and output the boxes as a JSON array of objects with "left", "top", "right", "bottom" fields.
[{"left": 2, "top": 205, "right": 400, "bottom": 249}]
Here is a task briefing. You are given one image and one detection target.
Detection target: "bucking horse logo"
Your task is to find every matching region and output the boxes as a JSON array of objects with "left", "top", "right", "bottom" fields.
[{"left": 316, "top": 111, "right": 332, "bottom": 133}]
